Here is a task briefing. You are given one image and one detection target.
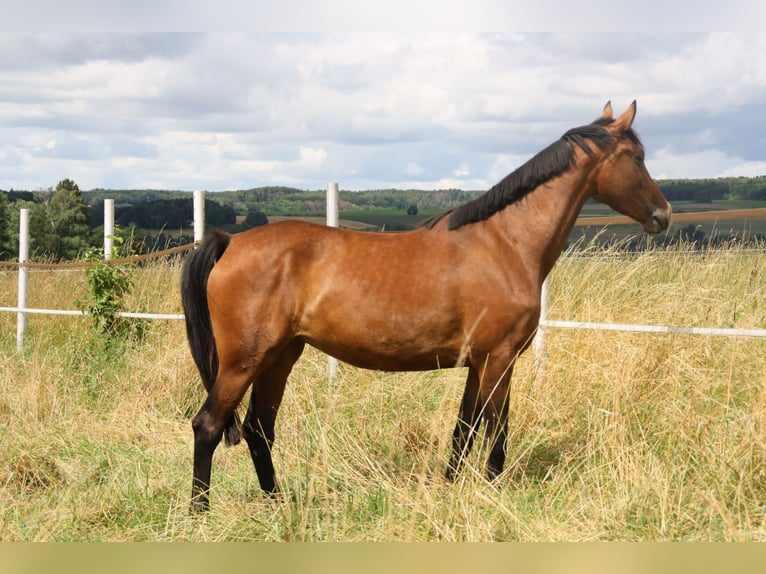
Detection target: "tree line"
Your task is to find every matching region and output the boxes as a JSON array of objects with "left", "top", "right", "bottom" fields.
[
  {"left": 0, "top": 179, "right": 267, "bottom": 262},
  {"left": 3, "top": 175, "right": 766, "bottom": 261},
  {"left": 77, "top": 176, "right": 766, "bottom": 215},
  {"left": 656, "top": 177, "right": 766, "bottom": 202}
]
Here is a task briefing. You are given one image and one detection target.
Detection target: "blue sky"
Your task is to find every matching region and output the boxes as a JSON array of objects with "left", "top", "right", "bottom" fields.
[{"left": 1, "top": 31, "right": 765, "bottom": 192}]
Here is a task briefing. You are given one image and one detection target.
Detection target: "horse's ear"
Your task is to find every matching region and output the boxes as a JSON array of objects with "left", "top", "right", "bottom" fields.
[
  {"left": 600, "top": 101, "right": 613, "bottom": 120},
  {"left": 607, "top": 100, "right": 637, "bottom": 133}
]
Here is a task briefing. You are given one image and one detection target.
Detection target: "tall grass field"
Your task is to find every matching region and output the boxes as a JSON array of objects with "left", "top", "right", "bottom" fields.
[{"left": 0, "top": 242, "right": 764, "bottom": 541}]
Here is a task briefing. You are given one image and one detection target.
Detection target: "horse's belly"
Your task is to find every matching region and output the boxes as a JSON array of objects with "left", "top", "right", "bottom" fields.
[
  {"left": 298, "top": 309, "right": 465, "bottom": 371},
  {"left": 302, "top": 335, "right": 461, "bottom": 372},
  {"left": 295, "top": 281, "right": 522, "bottom": 372}
]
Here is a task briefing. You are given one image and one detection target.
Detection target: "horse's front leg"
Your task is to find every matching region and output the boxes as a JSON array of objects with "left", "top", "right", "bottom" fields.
[{"left": 477, "top": 358, "right": 514, "bottom": 481}]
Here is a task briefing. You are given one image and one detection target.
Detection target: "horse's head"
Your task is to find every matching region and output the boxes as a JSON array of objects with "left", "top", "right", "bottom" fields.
[{"left": 591, "top": 101, "right": 671, "bottom": 234}]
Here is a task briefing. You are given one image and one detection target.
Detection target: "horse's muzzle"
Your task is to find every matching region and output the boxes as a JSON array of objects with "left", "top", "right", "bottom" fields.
[{"left": 644, "top": 204, "right": 672, "bottom": 234}]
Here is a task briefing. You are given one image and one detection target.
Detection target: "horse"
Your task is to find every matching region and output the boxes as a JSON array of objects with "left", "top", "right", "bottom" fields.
[{"left": 181, "top": 101, "right": 671, "bottom": 511}]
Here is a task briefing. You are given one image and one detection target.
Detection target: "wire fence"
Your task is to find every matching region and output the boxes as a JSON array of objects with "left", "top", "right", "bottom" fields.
[{"left": 0, "top": 242, "right": 197, "bottom": 270}]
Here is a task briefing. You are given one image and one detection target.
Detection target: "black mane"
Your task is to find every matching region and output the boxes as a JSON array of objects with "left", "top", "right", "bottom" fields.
[{"left": 421, "top": 120, "right": 639, "bottom": 230}]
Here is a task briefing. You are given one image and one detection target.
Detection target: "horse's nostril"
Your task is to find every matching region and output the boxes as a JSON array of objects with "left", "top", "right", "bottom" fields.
[{"left": 651, "top": 205, "right": 672, "bottom": 232}]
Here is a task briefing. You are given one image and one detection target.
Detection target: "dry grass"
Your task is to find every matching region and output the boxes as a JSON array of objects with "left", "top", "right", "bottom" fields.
[{"left": 0, "top": 244, "right": 765, "bottom": 541}]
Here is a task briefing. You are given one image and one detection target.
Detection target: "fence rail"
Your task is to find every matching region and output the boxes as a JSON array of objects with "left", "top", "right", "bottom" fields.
[
  {"left": 0, "top": 242, "right": 196, "bottom": 269},
  {"left": 540, "top": 319, "right": 766, "bottom": 338},
  {"left": 3, "top": 190, "right": 766, "bottom": 371},
  {"left": 529, "top": 206, "right": 766, "bottom": 378},
  {"left": 4, "top": 190, "right": 204, "bottom": 349},
  {"left": 0, "top": 307, "right": 186, "bottom": 320}
]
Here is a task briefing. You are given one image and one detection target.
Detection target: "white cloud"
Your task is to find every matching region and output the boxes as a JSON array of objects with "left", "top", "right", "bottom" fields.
[
  {"left": 298, "top": 146, "right": 328, "bottom": 170},
  {"left": 453, "top": 164, "right": 470, "bottom": 178},
  {"left": 488, "top": 153, "right": 529, "bottom": 183},
  {"left": 404, "top": 162, "right": 425, "bottom": 176},
  {"left": 720, "top": 161, "right": 766, "bottom": 178},
  {"left": 649, "top": 146, "right": 758, "bottom": 180},
  {"left": 1, "top": 33, "right": 766, "bottom": 191}
]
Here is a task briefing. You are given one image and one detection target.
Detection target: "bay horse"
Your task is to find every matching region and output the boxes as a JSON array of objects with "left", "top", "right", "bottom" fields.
[{"left": 182, "top": 101, "right": 671, "bottom": 511}]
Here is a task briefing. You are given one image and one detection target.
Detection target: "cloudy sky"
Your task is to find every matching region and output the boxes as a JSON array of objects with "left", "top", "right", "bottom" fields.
[{"left": 1, "top": 31, "right": 765, "bottom": 192}]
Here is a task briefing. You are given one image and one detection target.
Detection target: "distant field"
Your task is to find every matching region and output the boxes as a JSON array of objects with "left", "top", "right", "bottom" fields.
[
  {"left": 262, "top": 200, "right": 766, "bottom": 246},
  {"left": 264, "top": 210, "right": 438, "bottom": 232},
  {"left": 266, "top": 215, "right": 377, "bottom": 231},
  {"left": 573, "top": 200, "right": 766, "bottom": 245},
  {"left": 338, "top": 209, "right": 436, "bottom": 230}
]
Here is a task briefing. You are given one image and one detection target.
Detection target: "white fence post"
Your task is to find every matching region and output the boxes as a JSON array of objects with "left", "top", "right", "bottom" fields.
[
  {"left": 194, "top": 190, "right": 205, "bottom": 243},
  {"left": 104, "top": 198, "right": 115, "bottom": 259},
  {"left": 326, "top": 182, "right": 339, "bottom": 379},
  {"left": 327, "top": 182, "right": 339, "bottom": 228},
  {"left": 532, "top": 275, "right": 550, "bottom": 385},
  {"left": 16, "top": 208, "right": 29, "bottom": 351}
]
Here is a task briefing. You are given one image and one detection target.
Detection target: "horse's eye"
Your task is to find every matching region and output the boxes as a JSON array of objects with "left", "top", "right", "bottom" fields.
[{"left": 635, "top": 153, "right": 645, "bottom": 165}]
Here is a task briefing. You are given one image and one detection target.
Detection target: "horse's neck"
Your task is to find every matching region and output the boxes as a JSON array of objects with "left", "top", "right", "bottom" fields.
[{"left": 497, "top": 159, "right": 597, "bottom": 284}]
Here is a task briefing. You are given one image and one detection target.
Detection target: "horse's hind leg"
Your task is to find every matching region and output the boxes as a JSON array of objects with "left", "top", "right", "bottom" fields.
[
  {"left": 445, "top": 367, "right": 481, "bottom": 481},
  {"left": 242, "top": 339, "right": 305, "bottom": 494},
  {"left": 190, "top": 367, "right": 253, "bottom": 512}
]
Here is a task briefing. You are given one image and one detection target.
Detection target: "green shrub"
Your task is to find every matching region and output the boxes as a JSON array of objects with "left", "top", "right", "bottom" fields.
[{"left": 75, "top": 235, "right": 146, "bottom": 343}]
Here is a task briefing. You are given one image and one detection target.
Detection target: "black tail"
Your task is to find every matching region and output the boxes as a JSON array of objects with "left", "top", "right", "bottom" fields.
[{"left": 181, "top": 229, "right": 241, "bottom": 445}]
